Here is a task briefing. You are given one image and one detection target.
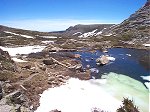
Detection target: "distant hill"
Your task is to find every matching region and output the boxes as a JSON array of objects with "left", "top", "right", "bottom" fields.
[{"left": 49, "top": 24, "right": 114, "bottom": 38}]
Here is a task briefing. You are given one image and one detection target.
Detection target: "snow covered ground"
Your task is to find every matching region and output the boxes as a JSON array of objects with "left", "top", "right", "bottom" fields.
[
  {"left": 41, "top": 41, "right": 54, "bottom": 44},
  {"left": 4, "top": 31, "right": 34, "bottom": 38},
  {"left": 0, "top": 45, "right": 46, "bottom": 56},
  {"left": 78, "top": 29, "right": 98, "bottom": 38},
  {"left": 36, "top": 72, "right": 149, "bottom": 112},
  {"left": 41, "top": 36, "right": 57, "bottom": 39},
  {"left": 141, "top": 76, "right": 150, "bottom": 90},
  {"left": 143, "top": 44, "right": 150, "bottom": 47},
  {"left": 12, "top": 57, "right": 27, "bottom": 62}
]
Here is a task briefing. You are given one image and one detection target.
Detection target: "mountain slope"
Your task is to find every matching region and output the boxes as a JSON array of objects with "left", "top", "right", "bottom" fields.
[
  {"left": 108, "top": 0, "right": 150, "bottom": 45},
  {"left": 49, "top": 24, "right": 114, "bottom": 38}
]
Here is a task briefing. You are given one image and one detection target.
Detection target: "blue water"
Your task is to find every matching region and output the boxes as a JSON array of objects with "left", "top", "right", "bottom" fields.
[{"left": 73, "top": 48, "right": 150, "bottom": 84}]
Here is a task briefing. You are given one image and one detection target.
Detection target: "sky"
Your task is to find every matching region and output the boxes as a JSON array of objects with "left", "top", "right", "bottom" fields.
[{"left": 0, "top": 0, "right": 147, "bottom": 32}]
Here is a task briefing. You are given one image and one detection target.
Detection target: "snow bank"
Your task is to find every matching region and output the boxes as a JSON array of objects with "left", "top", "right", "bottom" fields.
[
  {"left": 36, "top": 77, "right": 121, "bottom": 112},
  {"left": 0, "top": 45, "right": 46, "bottom": 56},
  {"left": 4, "top": 31, "right": 34, "bottom": 38},
  {"left": 73, "top": 32, "right": 82, "bottom": 36},
  {"left": 36, "top": 72, "right": 149, "bottom": 112},
  {"left": 141, "top": 76, "right": 150, "bottom": 90},
  {"left": 41, "top": 36, "right": 57, "bottom": 38},
  {"left": 41, "top": 41, "right": 54, "bottom": 44},
  {"left": 143, "top": 44, "right": 150, "bottom": 47},
  {"left": 79, "top": 29, "right": 97, "bottom": 38},
  {"left": 12, "top": 58, "right": 27, "bottom": 62},
  {"left": 20, "top": 34, "right": 33, "bottom": 38}
]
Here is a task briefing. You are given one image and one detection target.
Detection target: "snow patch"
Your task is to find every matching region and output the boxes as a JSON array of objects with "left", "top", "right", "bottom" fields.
[
  {"left": 143, "top": 44, "right": 150, "bottom": 47},
  {"left": 42, "top": 41, "right": 54, "bottom": 44},
  {"left": 36, "top": 72, "right": 149, "bottom": 112},
  {"left": 73, "top": 32, "right": 82, "bottom": 36},
  {"left": 41, "top": 36, "right": 57, "bottom": 39},
  {"left": 4, "top": 31, "right": 34, "bottom": 38},
  {"left": 141, "top": 76, "right": 150, "bottom": 81},
  {"left": 0, "top": 45, "right": 46, "bottom": 56},
  {"left": 78, "top": 29, "right": 98, "bottom": 38},
  {"left": 36, "top": 77, "right": 121, "bottom": 112},
  {"left": 12, "top": 58, "right": 27, "bottom": 62},
  {"left": 19, "top": 34, "right": 33, "bottom": 38},
  {"left": 104, "top": 33, "right": 112, "bottom": 36}
]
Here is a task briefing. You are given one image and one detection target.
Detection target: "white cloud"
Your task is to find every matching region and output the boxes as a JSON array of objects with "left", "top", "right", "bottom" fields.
[{"left": 0, "top": 19, "right": 119, "bottom": 32}]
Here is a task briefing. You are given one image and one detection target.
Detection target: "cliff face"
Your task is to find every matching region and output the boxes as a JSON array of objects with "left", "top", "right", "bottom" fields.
[{"left": 110, "top": 1, "right": 150, "bottom": 45}]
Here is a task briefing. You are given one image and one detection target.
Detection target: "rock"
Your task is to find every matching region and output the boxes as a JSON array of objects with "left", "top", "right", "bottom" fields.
[
  {"left": 6, "top": 91, "right": 25, "bottom": 104},
  {"left": 69, "top": 64, "right": 84, "bottom": 72},
  {"left": 0, "top": 105, "right": 13, "bottom": 112},
  {"left": 0, "top": 85, "right": 3, "bottom": 100},
  {"left": 38, "top": 64, "right": 46, "bottom": 71},
  {"left": 43, "top": 58, "right": 55, "bottom": 65},
  {"left": 48, "top": 76, "right": 55, "bottom": 82},
  {"left": 49, "top": 109, "right": 61, "bottom": 112},
  {"left": 0, "top": 48, "right": 17, "bottom": 72},
  {"left": 90, "top": 68, "right": 99, "bottom": 73},
  {"left": 75, "top": 64, "right": 83, "bottom": 70},
  {"left": 74, "top": 54, "right": 81, "bottom": 58},
  {"left": 22, "top": 65, "right": 31, "bottom": 69},
  {"left": 96, "top": 55, "right": 109, "bottom": 65},
  {"left": 0, "top": 48, "right": 12, "bottom": 61}
]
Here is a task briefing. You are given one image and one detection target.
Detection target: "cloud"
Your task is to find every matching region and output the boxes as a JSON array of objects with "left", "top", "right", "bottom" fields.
[{"left": 0, "top": 19, "right": 119, "bottom": 32}]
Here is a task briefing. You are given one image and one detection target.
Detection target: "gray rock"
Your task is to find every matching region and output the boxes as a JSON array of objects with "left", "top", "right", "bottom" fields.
[
  {"left": 5, "top": 91, "right": 25, "bottom": 104},
  {"left": 43, "top": 58, "right": 54, "bottom": 65},
  {"left": 96, "top": 55, "right": 109, "bottom": 65}
]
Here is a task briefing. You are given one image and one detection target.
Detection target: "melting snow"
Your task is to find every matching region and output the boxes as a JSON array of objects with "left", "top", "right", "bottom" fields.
[
  {"left": 143, "top": 44, "right": 150, "bottom": 47},
  {"left": 12, "top": 58, "right": 27, "bottom": 62},
  {"left": 42, "top": 41, "right": 54, "bottom": 44},
  {"left": 41, "top": 36, "right": 57, "bottom": 38},
  {"left": 0, "top": 45, "right": 46, "bottom": 56},
  {"left": 78, "top": 29, "right": 98, "bottom": 38},
  {"left": 141, "top": 76, "right": 150, "bottom": 90},
  {"left": 4, "top": 31, "right": 34, "bottom": 38},
  {"left": 73, "top": 32, "right": 82, "bottom": 36},
  {"left": 36, "top": 72, "right": 149, "bottom": 112}
]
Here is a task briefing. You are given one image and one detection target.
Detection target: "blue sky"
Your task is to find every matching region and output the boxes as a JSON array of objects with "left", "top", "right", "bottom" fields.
[{"left": 0, "top": 0, "right": 146, "bottom": 31}]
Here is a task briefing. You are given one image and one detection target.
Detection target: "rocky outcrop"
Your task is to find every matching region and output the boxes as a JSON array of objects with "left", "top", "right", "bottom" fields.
[
  {"left": 108, "top": 1, "right": 150, "bottom": 46},
  {"left": 0, "top": 90, "right": 31, "bottom": 112},
  {"left": 0, "top": 48, "right": 16, "bottom": 71},
  {"left": 49, "top": 24, "right": 114, "bottom": 37}
]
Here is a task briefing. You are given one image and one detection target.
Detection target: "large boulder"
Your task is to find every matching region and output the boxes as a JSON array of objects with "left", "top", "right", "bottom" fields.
[
  {"left": 0, "top": 48, "right": 16, "bottom": 72},
  {"left": 96, "top": 55, "right": 109, "bottom": 65},
  {"left": 43, "top": 58, "right": 55, "bottom": 65}
]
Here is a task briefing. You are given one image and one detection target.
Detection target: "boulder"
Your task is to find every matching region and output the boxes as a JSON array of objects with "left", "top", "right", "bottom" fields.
[
  {"left": 0, "top": 48, "right": 17, "bottom": 72},
  {"left": 43, "top": 58, "right": 55, "bottom": 65},
  {"left": 96, "top": 55, "right": 109, "bottom": 65},
  {"left": 6, "top": 91, "right": 25, "bottom": 104}
]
